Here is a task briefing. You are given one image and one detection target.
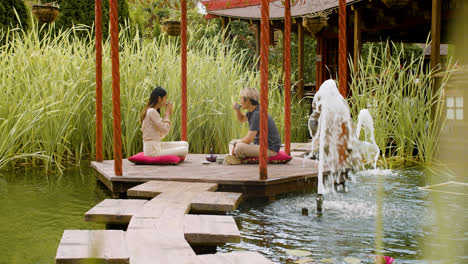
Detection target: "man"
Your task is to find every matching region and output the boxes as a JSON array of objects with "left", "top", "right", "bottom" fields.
[{"left": 225, "top": 87, "right": 282, "bottom": 165}]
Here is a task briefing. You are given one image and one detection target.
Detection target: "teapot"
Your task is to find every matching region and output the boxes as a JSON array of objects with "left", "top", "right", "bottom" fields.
[{"left": 206, "top": 148, "right": 217, "bottom": 162}]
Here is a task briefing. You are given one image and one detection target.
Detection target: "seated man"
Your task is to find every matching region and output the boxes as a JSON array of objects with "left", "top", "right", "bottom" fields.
[{"left": 225, "top": 87, "right": 282, "bottom": 165}]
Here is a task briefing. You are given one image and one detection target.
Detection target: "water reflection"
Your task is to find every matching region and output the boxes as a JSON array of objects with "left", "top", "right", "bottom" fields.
[
  {"left": 0, "top": 166, "right": 110, "bottom": 264},
  {"left": 220, "top": 169, "right": 467, "bottom": 264}
]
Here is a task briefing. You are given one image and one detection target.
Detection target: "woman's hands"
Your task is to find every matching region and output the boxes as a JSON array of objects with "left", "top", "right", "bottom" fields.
[{"left": 165, "top": 101, "right": 173, "bottom": 116}]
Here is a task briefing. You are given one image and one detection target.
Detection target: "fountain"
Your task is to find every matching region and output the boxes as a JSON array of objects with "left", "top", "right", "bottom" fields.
[
  {"left": 307, "top": 79, "right": 380, "bottom": 214},
  {"left": 356, "top": 109, "right": 380, "bottom": 169}
]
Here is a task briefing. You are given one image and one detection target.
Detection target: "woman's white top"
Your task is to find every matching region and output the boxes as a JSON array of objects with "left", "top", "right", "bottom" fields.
[{"left": 142, "top": 108, "right": 171, "bottom": 142}]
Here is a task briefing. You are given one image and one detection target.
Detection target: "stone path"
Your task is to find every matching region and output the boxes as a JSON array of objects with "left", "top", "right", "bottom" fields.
[{"left": 56, "top": 180, "right": 272, "bottom": 264}]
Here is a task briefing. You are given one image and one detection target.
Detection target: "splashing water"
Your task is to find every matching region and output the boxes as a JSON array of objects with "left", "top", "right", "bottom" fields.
[
  {"left": 356, "top": 109, "right": 380, "bottom": 169},
  {"left": 307, "top": 80, "right": 380, "bottom": 194}
]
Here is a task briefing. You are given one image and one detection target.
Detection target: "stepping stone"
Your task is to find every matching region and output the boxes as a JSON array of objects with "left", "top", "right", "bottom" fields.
[
  {"left": 128, "top": 181, "right": 218, "bottom": 198},
  {"left": 85, "top": 199, "right": 147, "bottom": 224},
  {"left": 198, "top": 252, "right": 272, "bottom": 264},
  {"left": 126, "top": 229, "right": 195, "bottom": 264},
  {"left": 184, "top": 215, "right": 240, "bottom": 245},
  {"left": 291, "top": 143, "right": 312, "bottom": 152},
  {"left": 190, "top": 192, "right": 242, "bottom": 213},
  {"left": 56, "top": 230, "right": 128, "bottom": 264}
]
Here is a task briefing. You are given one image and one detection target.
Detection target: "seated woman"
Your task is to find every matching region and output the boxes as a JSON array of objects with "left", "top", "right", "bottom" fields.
[{"left": 140, "top": 86, "right": 189, "bottom": 158}]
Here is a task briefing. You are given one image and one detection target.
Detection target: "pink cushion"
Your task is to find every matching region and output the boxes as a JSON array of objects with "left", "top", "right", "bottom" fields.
[
  {"left": 128, "top": 152, "right": 185, "bottom": 165},
  {"left": 241, "top": 151, "right": 293, "bottom": 164}
]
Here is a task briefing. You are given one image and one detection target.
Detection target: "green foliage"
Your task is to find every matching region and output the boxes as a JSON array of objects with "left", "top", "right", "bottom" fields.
[
  {"left": 0, "top": 0, "right": 30, "bottom": 32},
  {"left": 51, "top": 0, "right": 129, "bottom": 38},
  {"left": 349, "top": 41, "right": 455, "bottom": 168},
  {"left": 0, "top": 25, "right": 309, "bottom": 171}
]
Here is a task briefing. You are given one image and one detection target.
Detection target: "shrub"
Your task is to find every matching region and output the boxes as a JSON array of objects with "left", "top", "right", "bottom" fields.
[{"left": 0, "top": 0, "right": 30, "bottom": 32}]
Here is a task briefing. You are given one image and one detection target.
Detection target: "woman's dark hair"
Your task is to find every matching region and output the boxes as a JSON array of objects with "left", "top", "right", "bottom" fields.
[{"left": 140, "top": 86, "right": 167, "bottom": 123}]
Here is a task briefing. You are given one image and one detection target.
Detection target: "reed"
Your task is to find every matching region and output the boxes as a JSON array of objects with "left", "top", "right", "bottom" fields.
[
  {"left": 0, "top": 23, "right": 309, "bottom": 171},
  {"left": 349, "top": 41, "right": 456, "bottom": 167}
]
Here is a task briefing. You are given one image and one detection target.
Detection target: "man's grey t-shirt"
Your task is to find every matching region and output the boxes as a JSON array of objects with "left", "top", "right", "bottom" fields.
[{"left": 245, "top": 105, "right": 281, "bottom": 153}]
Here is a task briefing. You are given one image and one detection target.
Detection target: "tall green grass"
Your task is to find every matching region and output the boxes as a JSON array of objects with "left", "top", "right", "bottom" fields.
[
  {"left": 349, "top": 41, "right": 456, "bottom": 168},
  {"left": 0, "top": 23, "right": 309, "bottom": 171}
]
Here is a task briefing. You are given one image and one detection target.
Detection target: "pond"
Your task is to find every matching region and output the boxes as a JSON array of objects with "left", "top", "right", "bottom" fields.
[
  {"left": 0, "top": 166, "right": 109, "bottom": 264},
  {"left": 0, "top": 166, "right": 466, "bottom": 264}
]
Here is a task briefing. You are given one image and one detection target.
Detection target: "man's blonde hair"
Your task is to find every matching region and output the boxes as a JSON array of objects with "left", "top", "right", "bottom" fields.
[{"left": 240, "top": 87, "right": 260, "bottom": 104}]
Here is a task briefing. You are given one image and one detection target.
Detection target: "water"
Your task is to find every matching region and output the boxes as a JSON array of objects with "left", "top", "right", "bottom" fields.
[
  {"left": 220, "top": 168, "right": 468, "bottom": 264},
  {"left": 308, "top": 80, "right": 371, "bottom": 194},
  {"left": 0, "top": 166, "right": 109, "bottom": 264},
  {"left": 0, "top": 167, "right": 466, "bottom": 264},
  {"left": 356, "top": 109, "right": 380, "bottom": 169}
]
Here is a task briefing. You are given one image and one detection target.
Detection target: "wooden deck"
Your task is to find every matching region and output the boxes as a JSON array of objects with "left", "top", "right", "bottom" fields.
[{"left": 92, "top": 146, "right": 327, "bottom": 198}]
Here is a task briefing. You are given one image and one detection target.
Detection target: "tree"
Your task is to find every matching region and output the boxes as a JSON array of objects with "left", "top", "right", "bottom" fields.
[
  {"left": 0, "top": 0, "right": 30, "bottom": 32},
  {"left": 52, "top": 0, "right": 129, "bottom": 38}
]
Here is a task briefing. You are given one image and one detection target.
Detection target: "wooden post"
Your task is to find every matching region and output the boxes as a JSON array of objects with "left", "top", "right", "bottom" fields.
[
  {"left": 430, "top": 0, "right": 441, "bottom": 71},
  {"left": 110, "top": 0, "right": 122, "bottom": 176},
  {"left": 255, "top": 21, "right": 261, "bottom": 71},
  {"left": 284, "top": 0, "right": 291, "bottom": 155},
  {"left": 181, "top": 0, "right": 187, "bottom": 141},
  {"left": 353, "top": 9, "right": 361, "bottom": 75},
  {"left": 316, "top": 36, "right": 324, "bottom": 91},
  {"left": 221, "top": 17, "right": 229, "bottom": 45},
  {"left": 430, "top": 0, "right": 442, "bottom": 121},
  {"left": 298, "top": 20, "right": 305, "bottom": 99},
  {"left": 95, "top": 0, "right": 103, "bottom": 162},
  {"left": 338, "top": 0, "right": 348, "bottom": 97},
  {"left": 259, "top": 0, "right": 270, "bottom": 180}
]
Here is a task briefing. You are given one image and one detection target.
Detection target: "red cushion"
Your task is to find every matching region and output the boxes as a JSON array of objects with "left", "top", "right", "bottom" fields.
[
  {"left": 128, "top": 152, "right": 185, "bottom": 165},
  {"left": 241, "top": 151, "right": 293, "bottom": 164}
]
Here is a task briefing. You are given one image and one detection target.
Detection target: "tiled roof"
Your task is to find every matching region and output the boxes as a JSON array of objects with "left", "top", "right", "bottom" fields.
[{"left": 206, "top": 0, "right": 361, "bottom": 20}]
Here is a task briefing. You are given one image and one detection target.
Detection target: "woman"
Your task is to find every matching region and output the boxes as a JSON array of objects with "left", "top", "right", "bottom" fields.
[{"left": 140, "top": 86, "right": 189, "bottom": 157}]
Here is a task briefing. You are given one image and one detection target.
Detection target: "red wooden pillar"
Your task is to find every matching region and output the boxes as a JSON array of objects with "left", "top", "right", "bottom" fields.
[
  {"left": 110, "top": 0, "right": 122, "bottom": 176},
  {"left": 181, "top": 0, "right": 188, "bottom": 141},
  {"left": 338, "top": 0, "right": 348, "bottom": 163},
  {"left": 338, "top": 0, "right": 348, "bottom": 97},
  {"left": 259, "top": 0, "right": 270, "bottom": 180},
  {"left": 95, "top": 0, "right": 103, "bottom": 162},
  {"left": 284, "top": 0, "right": 291, "bottom": 155}
]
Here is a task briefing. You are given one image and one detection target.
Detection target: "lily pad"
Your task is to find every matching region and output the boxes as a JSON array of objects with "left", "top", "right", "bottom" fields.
[
  {"left": 293, "top": 257, "right": 315, "bottom": 264},
  {"left": 286, "top": 250, "right": 312, "bottom": 257},
  {"left": 344, "top": 257, "right": 361, "bottom": 264},
  {"left": 320, "top": 259, "right": 334, "bottom": 263}
]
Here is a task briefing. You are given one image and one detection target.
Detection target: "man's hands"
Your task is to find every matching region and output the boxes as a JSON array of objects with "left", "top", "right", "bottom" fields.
[
  {"left": 233, "top": 102, "right": 248, "bottom": 123},
  {"left": 232, "top": 102, "right": 241, "bottom": 111}
]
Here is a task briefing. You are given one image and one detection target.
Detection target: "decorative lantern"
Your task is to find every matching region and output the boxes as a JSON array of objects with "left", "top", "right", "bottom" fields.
[
  {"left": 161, "top": 21, "right": 181, "bottom": 36},
  {"left": 302, "top": 16, "right": 328, "bottom": 35},
  {"left": 382, "top": 0, "right": 410, "bottom": 8},
  {"left": 32, "top": 3, "right": 60, "bottom": 23}
]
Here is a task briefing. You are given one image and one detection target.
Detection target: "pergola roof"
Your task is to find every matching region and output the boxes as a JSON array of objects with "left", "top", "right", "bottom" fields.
[{"left": 203, "top": 0, "right": 361, "bottom": 20}]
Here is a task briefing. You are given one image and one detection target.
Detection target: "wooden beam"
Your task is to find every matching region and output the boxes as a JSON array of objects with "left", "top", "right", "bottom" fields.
[
  {"left": 338, "top": 0, "right": 348, "bottom": 97},
  {"left": 315, "top": 36, "right": 324, "bottom": 91},
  {"left": 430, "top": 0, "right": 442, "bottom": 71},
  {"left": 430, "top": 0, "right": 442, "bottom": 122},
  {"left": 353, "top": 9, "right": 361, "bottom": 75},
  {"left": 297, "top": 20, "right": 304, "bottom": 99}
]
